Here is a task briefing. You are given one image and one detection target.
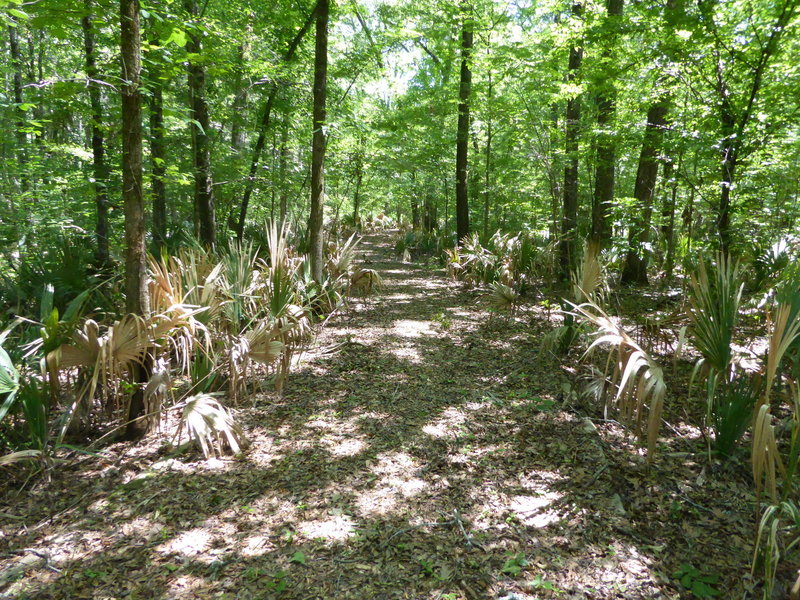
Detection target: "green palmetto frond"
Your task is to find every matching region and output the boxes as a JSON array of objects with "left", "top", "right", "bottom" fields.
[
  {"left": 570, "top": 300, "right": 666, "bottom": 460},
  {"left": 177, "top": 394, "right": 248, "bottom": 459},
  {"left": 688, "top": 254, "right": 743, "bottom": 380},
  {"left": 488, "top": 282, "right": 519, "bottom": 314}
]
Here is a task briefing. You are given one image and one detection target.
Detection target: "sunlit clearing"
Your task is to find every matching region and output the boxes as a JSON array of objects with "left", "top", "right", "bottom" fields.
[{"left": 299, "top": 514, "right": 356, "bottom": 542}]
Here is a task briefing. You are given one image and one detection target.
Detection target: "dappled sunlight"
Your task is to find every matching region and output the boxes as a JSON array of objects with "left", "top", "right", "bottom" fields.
[
  {"left": 388, "top": 344, "right": 423, "bottom": 363},
  {"left": 422, "top": 406, "right": 467, "bottom": 438},
  {"left": 158, "top": 527, "right": 213, "bottom": 557},
  {"left": 298, "top": 514, "right": 357, "bottom": 542},
  {"left": 509, "top": 492, "right": 562, "bottom": 528},
  {"left": 391, "top": 318, "right": 436, "bottom": 338},
  {"left": 355, "top": 451, "right": 428, "bottom": 516}
]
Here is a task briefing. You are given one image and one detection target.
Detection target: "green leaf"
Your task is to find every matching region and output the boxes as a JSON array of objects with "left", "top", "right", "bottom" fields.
[
  {"left": 289, "top": 551, "right": 306, "bottom": 565},
  {"left": 164, "top": 28, "right": 187, "bottom": 47},
  {"left": 691, "top": 580, "right": 719, "bottom": 597}
]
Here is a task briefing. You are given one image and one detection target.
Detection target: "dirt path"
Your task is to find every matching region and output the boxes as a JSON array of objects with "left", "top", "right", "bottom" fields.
[{"left": 1, "top": 233, "right": 756, "bottom": 600}]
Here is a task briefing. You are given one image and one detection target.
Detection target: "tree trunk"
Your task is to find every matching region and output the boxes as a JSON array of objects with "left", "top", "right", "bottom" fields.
[
  {"left": 230, "top": 17, "right": 252, "bottom": 154},
  {"left": 148, "top": 34, "right": 167, "bottom": 251},
  {"left": 590, "top": 0, "right": 623, "bottom": 246},
  {"left": 352, "top": 141, "right": 364, "bottom": 228},
  {"left": 278, "top": 114, "right": 291, "bottom": 222},
  {"left": 620, "top": 100, "right": 669, "bottom": 286},
  {"left": 307, "top": 0, "right": 328, "bottom": 283},
  {"left": 237, "top": 6, "right": 317, "bottom": 240},
  {"left": 559, "top": 1, "right": 584, "bottom": 282},
  {"left": 82, "top": 1, "right": 111, "bottom": 266},
  {"left": 120, "top": 0, "right": 150, "bottom": 440},
  {"left": 661, "top": 157, "right": 679, "bottom": 280},
  {"left": 185, "top": 0, "right": 215, "bottom": 248},
  {"left": 8, "top": 19, "right": 27, "bottom": 192},
  {"left": 483, "top": 70, "right": 492, "bottom": 241},
  {"left": 455, "top": 0, "right": 473, "bottom": 244}
]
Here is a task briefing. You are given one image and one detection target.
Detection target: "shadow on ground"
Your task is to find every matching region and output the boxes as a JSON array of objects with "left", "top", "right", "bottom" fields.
[{"left": 0, "top": 233, "right": 758, "bottom": 600}]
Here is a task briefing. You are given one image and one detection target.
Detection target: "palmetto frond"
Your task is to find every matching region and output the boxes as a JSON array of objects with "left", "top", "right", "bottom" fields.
[
  {"left": 488, "top": 282, "right": 519, "bottom": 314},
  {"left": 177, "top": 394, "right": 248, "bottom": 459},
  {"left": 570, "top": 300, "right": 666, "bottom": 459}
]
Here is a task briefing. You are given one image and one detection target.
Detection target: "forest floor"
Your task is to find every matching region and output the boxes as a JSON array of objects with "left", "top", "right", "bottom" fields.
[{"left": 1, "top": 232, "right": 762, "bottom": 600}]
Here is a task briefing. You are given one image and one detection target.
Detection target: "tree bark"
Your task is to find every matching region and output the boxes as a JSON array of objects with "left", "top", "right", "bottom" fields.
[
  {"left": 559, "top": 1, "right": 584, "bottom": 282},
  {"left": 82, "top": 1, "right": 111, "bottom": 266},
  {"left": 307, "top": 0, "right": 328, "bottom": 283},
  {"left": 148, "top": 36, "right": 167, "bottom": 251},
  {"left": 230, "top": 17, "right": 253, "bottom": 154},
  {"left": 620, "top": 100, "right": 669, "bottom": 286},
  {"left": 482, "top": 70, "right": 492, "bottom": 241},
  {"left": 236, "top": 5, "right": 317, "bottom": 240},
  {"left": 8, "top": 19, "right": 27, "bottom": 192},
  {"left": 455, "top": 0, "right": 473, "bottom": 244},
  {"left": 352, "top": 135, "right": 364, "bottom": 228},
  {"left": 185, "top": 0, "right": 216, "bottom": 248},
  {"left": 120, "top": 0, "right": 150, "bottom": 440},
  {"left": 278, "top": 114, "right": 291, "bottom": 222},
  {"left": 590, "top": 0, "right": 623, "bottom": 246}
]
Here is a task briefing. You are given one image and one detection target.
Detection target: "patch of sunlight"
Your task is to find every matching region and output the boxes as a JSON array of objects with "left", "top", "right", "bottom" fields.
[
  {"left": 240, "top": 534, "right": 272, "bottom": 557},
  {"left": 391, "top": 319, "right": 435, "bottom": 338},
  {"left": 325, "top": 437, "right": 366, "bottom": 457},
  {"left": 122, "top": 517, "right": 164, "bottom": 541},
  {"left": 166, "top": 574, "right": 207, "bottom": 598},
  {"left": 158, "top": 527, "right": 212, "bottom": 556},
  {"left": 389, "top": 345, "right": 423, "bottom": 363},
  {"left": 422, "top": 406, "right": 467, "bottom": 438},
  {"left": 299, "top": 514, "right": 356, "bottom": 542},
  {"left": 383, "top": 292, "right": 414, "bottom": 301},
  {"left": 509, "top": 492, "right": 562, "bottom": 528},
  {"left": 355, "top": 451, "right": 428, "bottom": 516}
]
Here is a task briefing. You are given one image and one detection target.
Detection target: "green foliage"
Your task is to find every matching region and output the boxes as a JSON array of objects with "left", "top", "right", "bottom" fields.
[{"left": 672, "top": 563, "right": 720, "bottom": 598}]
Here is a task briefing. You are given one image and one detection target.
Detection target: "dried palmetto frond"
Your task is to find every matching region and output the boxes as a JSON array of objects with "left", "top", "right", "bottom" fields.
[
  {"left": 571, "top": 240, "right": 604, "bottom": 303},
  {"left": 327, "top": 232, "right": 360, "bottom": 281},
  {"left": 752, "top": 404, "right": 785, "bottom": 502},
  {"left": 177, "top": 394, "right": 249, "bottom": 459},
  {"left": 570, "top": 300, "right": 666, "bottom": 460},
  {"left": 350, "top": 268, "right": 383, "bottom": 295}
]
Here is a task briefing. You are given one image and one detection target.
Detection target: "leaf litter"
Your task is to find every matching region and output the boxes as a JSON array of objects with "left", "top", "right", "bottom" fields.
[{"left": 0, "top": 233, "right": 759, "bottom": 599}]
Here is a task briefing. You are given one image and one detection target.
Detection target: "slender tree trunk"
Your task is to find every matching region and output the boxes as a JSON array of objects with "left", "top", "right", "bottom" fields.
[
  {"left": 307, "top": 0, "right": 328, "bottom": 283},
  {"left": 82, "top": 2, "right": 111, "bottom": 266},
  {"left": 237, "top": 5, "right": 317, "bottom": 240},
  {"left": 549, "top": 105, "right": 561, "bottom": 242},
  {"left": 590, "top": 0, "right": 623, "bottom": 245},
  {"left": 620, "top": 100, "right": 669, "bottom": 285},
  {"left": 455, "top": 0, "right": 473, "bottom": 244},
  {"left": 120, "top": 0, "right": 150, "bottom": 439},
  {"left": 8, "top": 19, "right": 27, "bottom": 192},
  {"left": 278, "top": 114, "right": 291, "bottom": 222},
  {"left": 230, "top": 17, "right": 253, "bottom": 154},
  {"left": 148, "top": 36, "right": 167, "bottom": 251},
  {"left": 185, "top": 0, "right": 215, "bottom": 248},
  {"left": 661, "top": 157, "right": 679, "bottom": 280},
  {"left": 559, "top": 1, "right": 584, "bottom": 282},
  {"left": 483, "top": 71, "right": 492, "bottom": 241},
  {"left": 352, "top": 138, "right": 364, "bottom": 228}
]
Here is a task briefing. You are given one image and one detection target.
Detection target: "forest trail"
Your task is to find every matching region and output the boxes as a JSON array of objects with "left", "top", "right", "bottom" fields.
[{"left": 1, "top": 233, "right": 754, "bottom": 600}]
